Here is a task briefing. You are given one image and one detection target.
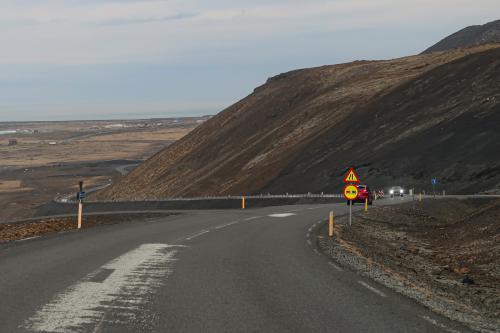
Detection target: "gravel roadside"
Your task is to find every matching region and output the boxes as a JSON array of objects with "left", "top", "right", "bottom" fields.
[
  {"left": 315, "top": 198, "right": 500, "bottom": 333},
  {"left": 0, "top": 213, "right": 177, "bottom": 244}
]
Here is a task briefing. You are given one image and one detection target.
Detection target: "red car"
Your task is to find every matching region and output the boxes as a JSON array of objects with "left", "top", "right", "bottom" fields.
[{"left": 347, "top": 185, "right": 374, "bottom": 205}]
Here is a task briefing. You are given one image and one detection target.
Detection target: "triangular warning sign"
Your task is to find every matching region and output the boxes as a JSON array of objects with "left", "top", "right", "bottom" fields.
[{"left": 343, "top": 167, "right": 360, "bottom": 183}]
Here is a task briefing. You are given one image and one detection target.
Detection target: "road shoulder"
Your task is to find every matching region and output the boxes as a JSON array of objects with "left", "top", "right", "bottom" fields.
[{"left": 311, "top": 198, "right": 500, "bottom": 333}]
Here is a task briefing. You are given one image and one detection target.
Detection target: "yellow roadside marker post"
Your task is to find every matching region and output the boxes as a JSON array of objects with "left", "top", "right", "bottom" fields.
[
  {"left": 419, "top": 193, "right": 422, "bottom": 202},
  {"left": 76, "top": 181, "right": 85, "bottom": 229},
  {"left": 328, "top": 211, "right": 335, "bottom": 237},
  {"left": 242, "top": 194, "right": 245, "bottom": 209},
  {"left": 77, "top": 203, "right": 82, "bottom": 229},
  {"left": 365, "top": 198, "right": 368, "bottom": 212}
]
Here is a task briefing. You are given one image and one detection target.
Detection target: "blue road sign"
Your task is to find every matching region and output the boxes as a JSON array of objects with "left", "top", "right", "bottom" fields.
[
  {"left": 431, "top": 178, "right": 438, "bottom": 185},
  {"left": 77, "top": 191, "right": 86, "bottom": 200}
]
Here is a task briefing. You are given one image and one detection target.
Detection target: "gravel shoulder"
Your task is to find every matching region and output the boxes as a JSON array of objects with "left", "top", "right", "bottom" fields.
[
  {"left": 316, "top": 198, "right": 500, "bottom": 333},
  {"left": 0, "top": 213, "right": 177, "bottom": 244}
]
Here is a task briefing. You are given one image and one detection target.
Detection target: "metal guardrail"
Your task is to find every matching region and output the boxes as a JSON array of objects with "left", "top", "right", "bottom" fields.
[
  {"left": 54, "top": 190, "right": 500, "bottom": 205},
  {"left": 55, "top": 193, "right": 344, "bottom": 204}
]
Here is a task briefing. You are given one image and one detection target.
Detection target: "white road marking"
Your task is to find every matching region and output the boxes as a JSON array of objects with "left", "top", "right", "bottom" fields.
[
  {"left": 16, "top": 236, "right": 41, "bottom": 242},
  {"left": 214, "top": 222, "right": 238, "bottom": 230},
  {"left": 306, "top": 232, "right": 310, "bottom": 238},
  {"left": 185, "top": 229, "right": 210, "bottom": 240},
  {"left": 214, "top": 216, "right": 263, "bottom": 230},
  {"left": 358, "top": 281, "right": 387, "bottom": 297},
  {"left": 421, "top": 316, "right": 460, "bottom": 333},
  {"left": 268, "top": 213, "right": 296, "bottom": 218},
  {"left": 308, "top": 227, "right": 313, "bottom": 232},
  {"left": 24, "top": 244, "right": 181, "bottom": 333},
  {"left": 244, "top": 216, "right": 262, "bottom": 221},
  {"left": 307, "top": 240, "right": 312, "bottom": 246},
  {"left": 313, "top": 249, "right": 321, "bottom": 256},
  {"left": 328, "top": 262, "right": 344, "bottom": 271}
]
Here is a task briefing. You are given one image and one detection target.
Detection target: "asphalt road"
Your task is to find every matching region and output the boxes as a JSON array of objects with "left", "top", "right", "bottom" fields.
[{"left": 0, "top": 199, "right": 473, "bottom": 333}]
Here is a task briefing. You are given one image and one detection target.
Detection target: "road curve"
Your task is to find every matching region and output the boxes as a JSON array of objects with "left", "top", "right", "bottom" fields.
[{"left": 0, "top": 200, "right": 473, "bottom": 332}]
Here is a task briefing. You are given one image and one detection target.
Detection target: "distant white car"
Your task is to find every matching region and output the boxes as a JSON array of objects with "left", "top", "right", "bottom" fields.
[{"left": 389, "top": 186, "right": 404, "bottom": 198}]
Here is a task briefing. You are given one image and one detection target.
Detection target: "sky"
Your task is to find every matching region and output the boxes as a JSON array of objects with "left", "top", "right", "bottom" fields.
[{"left": 0, "top": 0, "right": 499, "bottom": 121}]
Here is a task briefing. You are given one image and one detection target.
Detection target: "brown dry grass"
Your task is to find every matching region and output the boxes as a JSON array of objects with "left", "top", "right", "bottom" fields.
[
  {"left": 87, "top": 128, "right": 190, "bottom": 142},
  {"left": 0, "top": 180, "right": 27, "bottom": 192},
  {"left": 0, "top": 127, "right": 192, "bottom": 167}
]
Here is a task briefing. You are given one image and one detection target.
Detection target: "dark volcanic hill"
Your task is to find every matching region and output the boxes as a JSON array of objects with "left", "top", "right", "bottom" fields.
[
  {"left": 101, "top": 45, "right": 500, "bottom": 200},
  {"left": 424, "top": 20, "right": 500, "bottom": 53}
]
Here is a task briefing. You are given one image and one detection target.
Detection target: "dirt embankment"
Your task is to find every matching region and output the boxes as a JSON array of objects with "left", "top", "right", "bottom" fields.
[{"left": 318, "top": 198, "right": 500, "bottom": 333}]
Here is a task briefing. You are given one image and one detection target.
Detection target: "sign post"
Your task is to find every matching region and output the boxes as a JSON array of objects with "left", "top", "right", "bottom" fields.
[
  {"left": 76, "top": 181, "right": 85, "bottom": 229},
  {"left": 343, "top": 167, "right": 361, "bottom": 226},
  {"left": 343, "top": 184, "right": 359, "bottom": 226},
  {"left": 431, "top": 178, "right": 437, "bottom": 198}
]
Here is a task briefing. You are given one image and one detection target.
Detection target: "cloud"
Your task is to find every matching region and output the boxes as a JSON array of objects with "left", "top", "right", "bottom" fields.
[
  {"left": 1, "top": 0, "right": 499, "bottom": 120},
  {"left": 0, "top": 0, "right": 499, "bottom": 65},
  {"left": 97, "top": 13, "right": 198, "bottom": 26}
]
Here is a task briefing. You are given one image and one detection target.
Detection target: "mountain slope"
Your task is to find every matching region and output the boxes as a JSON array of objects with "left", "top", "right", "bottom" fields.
[
  {"left": 262, "top": 47, "right": 500, "bottom": 194},
  {"left": 100, "top": 45, "right": 500, "bottom": 200},
  {"left": 424, "top": 20, "right": 500, "bottom": 53}
]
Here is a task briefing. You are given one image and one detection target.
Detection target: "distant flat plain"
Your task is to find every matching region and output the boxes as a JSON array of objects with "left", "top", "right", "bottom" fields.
[{"left": 0, "top": 117, "right": 207, "bottom": 221}]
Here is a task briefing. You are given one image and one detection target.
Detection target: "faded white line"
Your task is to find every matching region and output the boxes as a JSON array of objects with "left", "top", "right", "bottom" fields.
[
  {"left": 313, "top": 249, "right": 321, "bottom": 256},
  {"left": 307, "top": 240, "right": 312, "bottom": 246},
  {"left": 215, "top": 216, "right": 262, "bottom": 230},
  {"left": 244, "top": 216, "right": 262, "bottom": 221},
  {"left": 214, "top": 222, "right": 238, "bottom": 230},
  {"left": 185, "top": 229, "right": 210, "bottom": 240},
  {"left": 16, "top": 236, "right": 41, "bottom": 242},
  {"left": 306, "top": 232, "right": 310, "bottom": 238},
  {"left": 24, "top": 244, "right": 181, "bottom": 333},
  {"left": 268, "top": 213, "right": 296, "bottom": 218},
  {"left": 421, "top": 316, "right": 460, "bottom": 333},
  {"left": 358, "top": 281, "right": 387, "bottom": 297},
  {"left": 328, "top": 262, "right": 344, "bottom": 271},
  {"left": 308, "top": 227, "right": 313, "bottom": 232}
]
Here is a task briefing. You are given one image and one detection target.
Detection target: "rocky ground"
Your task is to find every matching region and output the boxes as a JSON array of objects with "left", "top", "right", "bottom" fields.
[
  {"left": 317, "top": 198, "right": 500, "bottom": 333},
  {"left": 0, "top": 213, "right": 175, "bottom": 244}
]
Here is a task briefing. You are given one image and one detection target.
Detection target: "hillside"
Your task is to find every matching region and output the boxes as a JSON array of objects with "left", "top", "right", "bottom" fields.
[
  {"left": 424, "top": 20, "right": 500, "bottom": 53},
  {"left": 100, "top": 44, "right": 500, "bottom": 200}
]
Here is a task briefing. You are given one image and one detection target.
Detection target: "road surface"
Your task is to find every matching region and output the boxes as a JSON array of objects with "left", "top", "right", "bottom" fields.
[{"left": 0, "top": 200, "right": 472, "bottom": 332}]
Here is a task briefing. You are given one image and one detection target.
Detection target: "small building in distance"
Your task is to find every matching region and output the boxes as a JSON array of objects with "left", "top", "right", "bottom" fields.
[{"left": 8, "top": 139, "right": 18, "bottom": 146}]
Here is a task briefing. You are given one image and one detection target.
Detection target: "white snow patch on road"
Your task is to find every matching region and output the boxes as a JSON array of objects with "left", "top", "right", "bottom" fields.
[
  {"left": 24, "top": 244, "right": 181, "bottom": 333},
  {"left": 268, "top": 213, "right": 296, "bottom": 218}
]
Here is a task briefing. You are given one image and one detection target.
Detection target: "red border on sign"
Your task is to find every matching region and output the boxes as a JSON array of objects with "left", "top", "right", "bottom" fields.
[
  {"left": 343, "top": 184, "right": 358, "bottom": 200},
  {"left": 343, "top": 167, "right": 360, "bottom": 184}
]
